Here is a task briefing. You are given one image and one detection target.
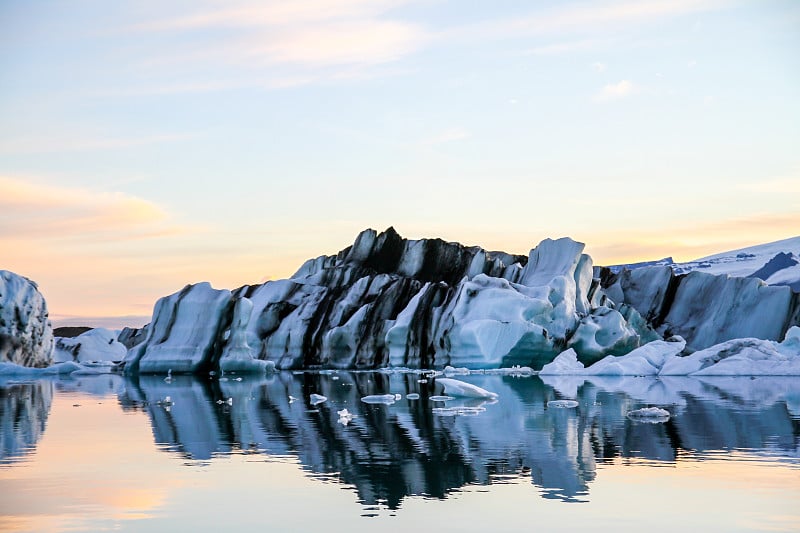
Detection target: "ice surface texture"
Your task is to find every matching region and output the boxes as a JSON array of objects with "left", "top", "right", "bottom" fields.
[{"left": 0, "top": 270, "right": 53, "bottom": 367}]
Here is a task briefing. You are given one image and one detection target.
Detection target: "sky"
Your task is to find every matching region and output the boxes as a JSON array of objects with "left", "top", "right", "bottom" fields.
[{"left": 1, "top": 0, "right": 799, "bottom": 328}]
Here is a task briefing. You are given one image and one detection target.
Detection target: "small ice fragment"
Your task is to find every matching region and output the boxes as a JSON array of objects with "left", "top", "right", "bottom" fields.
[
  {"left": 288, "top": 395, "right": 297, "bottom": 404},
  {"left": 361, "top": 394, "right": 396, "bottom": 405},
  {"left": 332, "top": 376, "right": 339, "bottom": 380},
  {"left": 418, "top": 379, "right": 428, "bottom": 384},
  {"left": 429, "top": 395, "right": 455, "bottom": 401},
  {"left": 547, "top": 400, "right": 579, "bottom": 409},
  {"left": 443, "top": 366, "right": 470, "bottom": 376},
  {"left": 627, "top": 407, "right": 670, "bottom": 422},
  {"left": 337, "top": 408, "right": 353, "bottom": 426},
  {"left": 234, "top": 377, "right": 242, "bottom": 382},
  {"left": 406, "top": 393, "right": 420, "bottom": 400},
  {"left": 226, "top": 397, "right": 233, "bottom": 406},
  {"left": 310, "top": 394, "right": 327, "bottom": 406},
  {"left": 436, "top": 378, "right": 498, "bottom": 399},
  {"left": 394, "top": 394, "right": 402, "bottom": 401},
  {"left": 433, "top": 406, "right": 486, "bottom": 417}
]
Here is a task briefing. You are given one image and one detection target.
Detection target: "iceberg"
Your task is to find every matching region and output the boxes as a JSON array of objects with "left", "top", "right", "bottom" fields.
[
  {"left": 0, "top": 270, "right": 53, "bottom": 368},
  {"left": 53, "top": 328, "right": 127, "bottom": 363}
]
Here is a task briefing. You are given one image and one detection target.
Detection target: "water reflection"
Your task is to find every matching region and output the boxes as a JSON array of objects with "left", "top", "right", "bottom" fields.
[
  {"left": 2, "top": 373, "right": 799, "bottom": 506},
  {"left": 0, "top": 380, "right": 52, "bottom": 465}
]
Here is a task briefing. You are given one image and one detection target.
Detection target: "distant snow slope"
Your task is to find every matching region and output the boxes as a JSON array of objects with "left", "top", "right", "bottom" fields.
[{"left": 673, "top": 236, "right": 800, "bottom": 280}]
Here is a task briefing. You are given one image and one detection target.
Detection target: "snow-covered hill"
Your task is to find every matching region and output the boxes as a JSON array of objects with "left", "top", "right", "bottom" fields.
[{"left": 609, "top": 236, "right": 800, "bottom": 291}]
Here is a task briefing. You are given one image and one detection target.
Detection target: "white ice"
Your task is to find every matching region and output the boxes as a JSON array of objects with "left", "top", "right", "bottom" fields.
[
  {"left": 361, "top": 394, "right": 397, "bottom": 405},
  {"left": 309, "top": 393, "right": 327, "bottom": 406},
  {"left": 53, "top": 328, "right": 127, "bottom": 363},
  {"left": 547, "top": 400, "right": 579, "bottom": 408},
  {"left": 436, "top": 378, "right": 498, "bottom": 399}
]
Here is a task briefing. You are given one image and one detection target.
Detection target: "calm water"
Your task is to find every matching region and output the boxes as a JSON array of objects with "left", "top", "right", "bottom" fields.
[{"left": 1, "top": 371, "right": 799, "bottom": 532}]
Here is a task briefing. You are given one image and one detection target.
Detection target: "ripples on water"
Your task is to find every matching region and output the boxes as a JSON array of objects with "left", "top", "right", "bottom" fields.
[{"left": 1, "top": 372, "right": 798, "bottom": 531}]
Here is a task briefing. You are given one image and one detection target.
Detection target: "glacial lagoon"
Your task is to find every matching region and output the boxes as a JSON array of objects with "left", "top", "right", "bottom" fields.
[{"left": 1, "top": 371, "right": 799, "bottom": 532}]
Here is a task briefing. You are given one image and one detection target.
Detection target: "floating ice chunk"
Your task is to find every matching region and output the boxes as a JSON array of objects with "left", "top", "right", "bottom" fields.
[
  {"left": 547, "top": 399, "right": 579, "bottom": 408},
  {"left": 432, "top": 405, "right": 487, "bottom": 416},
  {"left": 361, "top": 394, "right": 397, "bottom": 405},
  {"left": 0, "top": 361, "right": 83, "bottom": 376},
  {"left": 406, "top": 393, "right": 420, "bottom": 400},
  {"left": 436, "top": 378, "right": 499, "bottom": 399},
  {"left": 627, "top": 407, "right": 670, "bottom": 422},
  {"left": 443, "top": 366, "right": 471, "bottom": 375},
  {"left": 429, "top": 395, "right": 455, "bottom": 401},
  {"left": 483, "top": 365, "right": 536, "bottom": 376},
  {"left": 309, "top": 394, "right": 327, "bottom": 406},
  {"left": 288, "top": 395, "right": 297, "bottom": 403},
  {"left": 337, "top": 408, "right": 353, "bottom": 425}
]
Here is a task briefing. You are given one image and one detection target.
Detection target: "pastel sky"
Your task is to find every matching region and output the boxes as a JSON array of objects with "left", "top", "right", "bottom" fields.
[{"left": 1, "top": 0, "right": 799, "bottom": 328}]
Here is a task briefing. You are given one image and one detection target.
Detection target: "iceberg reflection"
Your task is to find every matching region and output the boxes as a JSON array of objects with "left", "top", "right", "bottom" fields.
[
  {"left": 0, "top": 380, "right": 52, "bottom": 465},
  {"left": 120, "top": 372, "right": 800, "bottom": 505}
]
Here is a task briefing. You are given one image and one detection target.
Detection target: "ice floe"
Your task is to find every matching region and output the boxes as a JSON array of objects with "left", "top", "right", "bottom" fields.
[
  {"left": 436, "top": 378, "right": 499, "bottom": 399},
  {"left": 627, "top": 407, "right": 670, "bottom": 422},
  {"left": 539, "top": 329, "right": 800, "bottom": 376},
  {"left": 547, "top": 400, "right": 579, "bottom": 409},
  {"left": 361, "top": 394, "right": 397, "bottom": 405}
]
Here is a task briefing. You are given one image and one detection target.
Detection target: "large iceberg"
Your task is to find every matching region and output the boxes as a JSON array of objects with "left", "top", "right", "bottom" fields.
[
  {"left": 0, "top": 270, "right": 53, "bottom": 367},
  {"left": 122, "top": 228, "right": 657, "bottom": 373},
  {"left": 117, "top": 228, "right": 800, "bottom": 374}
]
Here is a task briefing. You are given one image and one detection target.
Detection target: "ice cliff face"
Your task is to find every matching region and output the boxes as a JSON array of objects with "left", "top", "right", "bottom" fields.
[
  {"left": 0, "top": 271, "right": 53, "bottom": 368},
  {"left": 601, "top": 266, "right": 800, "bottom": 352},
  {"left": 123, "top": 228, "right": 654, "bottom": 373}
]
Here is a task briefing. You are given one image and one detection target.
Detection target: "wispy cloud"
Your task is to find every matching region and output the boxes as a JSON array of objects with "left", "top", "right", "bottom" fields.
[
  {"left": 443, "top": 0, "right": 732, "bottom": 42},
  {"left": 128, "top": 0, "right": 427, "bottom": 76},
  {"left": 114, "top": 0, "right": 732, "bottom": 94},
  {"left": 0, "top": 177, "right": 187, "bottom": 241},
  {"left": 522, "top": 38, "right": 614, "bottom": 56},
  {"left": 0, "top": 132, "right": 199, "bottom": 154},
  {"left": 595, "top": 79, "right": 635, "bottom": 101},
  {"left": 422, "top": 127, "right": 470, "bottom": 145}
]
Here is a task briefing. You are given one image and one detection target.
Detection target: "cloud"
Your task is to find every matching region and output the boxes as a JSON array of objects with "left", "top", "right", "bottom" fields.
[
  {"left": 522, "top": 39, "right": 614, "bottom": 56},
  {"left": 443, "top": 0, "right": 731, "bottom": 42},
  {"left": 0, "top": 177, "right": 184, "bottom": 241},
  {"left": 129, "top": 0, "right": 427, "bottom": 73},
  {"left": 422, "top": 127, "right": 470, "bottom": 145},
  {"left": 0, "top": 132, "right": 199, "bottom": 155},
  {"left": 595, "top": 79, "right": 635, "bottom": 100}
]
